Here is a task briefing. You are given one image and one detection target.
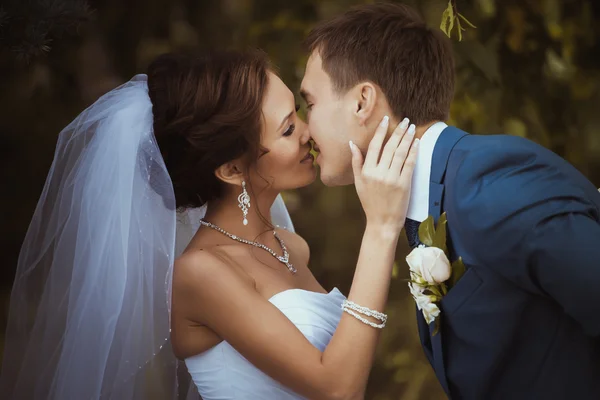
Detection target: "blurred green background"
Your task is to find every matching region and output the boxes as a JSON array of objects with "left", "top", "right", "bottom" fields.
[{"left": 1, "top": 0, "right": 599, "bottom": 399}]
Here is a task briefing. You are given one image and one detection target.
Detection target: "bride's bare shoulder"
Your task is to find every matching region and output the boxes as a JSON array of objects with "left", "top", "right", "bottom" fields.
[
  {"left": 171, "top": 248, "right": 257, "bottom": 358},
  {"left": 173, "top": 247, "right": 256, "bottom": 295}
]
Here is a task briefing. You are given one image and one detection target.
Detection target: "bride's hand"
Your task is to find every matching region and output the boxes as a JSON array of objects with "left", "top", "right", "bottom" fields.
[{"left": 350, "top": 116, "right": 418, "bottom": 237}]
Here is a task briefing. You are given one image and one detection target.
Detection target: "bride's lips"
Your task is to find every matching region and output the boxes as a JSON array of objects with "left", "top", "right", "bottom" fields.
[{"left": 300, "top": 150, "right": 314, "bottom": 164}]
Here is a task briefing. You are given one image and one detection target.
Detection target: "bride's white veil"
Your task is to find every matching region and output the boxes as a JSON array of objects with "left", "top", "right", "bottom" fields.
[{"left": 0, "top": 73, "right": 295, "bottom": 399}]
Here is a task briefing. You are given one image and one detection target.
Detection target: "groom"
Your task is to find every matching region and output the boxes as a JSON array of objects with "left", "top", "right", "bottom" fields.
[{"left": 301, "top": 3, "right": 600, "bottom": 399}]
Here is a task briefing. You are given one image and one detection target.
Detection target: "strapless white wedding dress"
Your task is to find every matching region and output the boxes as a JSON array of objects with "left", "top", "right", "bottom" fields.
[{"left": 185, "top": 288, "right": 346, "bottom": 399}]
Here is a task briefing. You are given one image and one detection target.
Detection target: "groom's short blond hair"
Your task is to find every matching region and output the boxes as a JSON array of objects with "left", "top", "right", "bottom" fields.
[{"left": 305, "top": 2, "right": 454, "bottom": 125}]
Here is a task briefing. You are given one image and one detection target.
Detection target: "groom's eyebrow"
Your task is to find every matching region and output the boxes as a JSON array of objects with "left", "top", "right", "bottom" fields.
[{"left": 299, "top": 89, "right": 311, "bottom": 102}]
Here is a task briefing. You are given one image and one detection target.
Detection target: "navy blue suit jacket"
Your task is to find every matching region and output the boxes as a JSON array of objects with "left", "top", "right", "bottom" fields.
[{"left": 417, "top": 127, "right": 600, "bottom": 399}]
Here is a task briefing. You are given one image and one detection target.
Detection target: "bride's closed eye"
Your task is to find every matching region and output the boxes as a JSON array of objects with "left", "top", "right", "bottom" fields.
[
  {"left": 283, "top": 123, "right": 296, "bottom": 137},
  {"left": 283, "top": 105, "right": 301, "bottom": 137}
]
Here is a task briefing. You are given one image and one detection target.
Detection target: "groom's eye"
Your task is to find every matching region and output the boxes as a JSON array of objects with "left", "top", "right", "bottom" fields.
[{"left": 283, "top": 124, "right": 296, "bottom": 137}]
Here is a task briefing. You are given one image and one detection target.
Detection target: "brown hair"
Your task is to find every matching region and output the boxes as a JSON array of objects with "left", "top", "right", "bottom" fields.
[
  {"left": 147, "top": 51, "right": 270, "bottom": 209},
  {"left": 304, "top": 2, "right": 454, "bottom": 125}
]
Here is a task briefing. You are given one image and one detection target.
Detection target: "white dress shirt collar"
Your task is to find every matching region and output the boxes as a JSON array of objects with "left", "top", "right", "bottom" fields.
[{"left": 406, "top": 121, "right": 448, "bottom": 222}]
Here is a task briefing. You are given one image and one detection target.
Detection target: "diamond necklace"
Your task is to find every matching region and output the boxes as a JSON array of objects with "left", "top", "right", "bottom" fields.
[{"left": 198, "top": 219, "right": 297, "bottom": 274}]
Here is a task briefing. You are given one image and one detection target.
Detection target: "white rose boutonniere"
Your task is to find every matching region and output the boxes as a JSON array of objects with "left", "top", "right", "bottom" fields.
[
  {"left": 408, "top": 281, "right": 441, "bottom": 324},
  {"left": 406, "top": 246, "right": 452, "bottom": 285},
  {"left": 406, "top": 212, "right": 465, "bottom": 334}
]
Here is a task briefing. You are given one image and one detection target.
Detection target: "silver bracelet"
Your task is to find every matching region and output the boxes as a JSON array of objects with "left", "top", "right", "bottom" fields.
[
  {"left": 342, "top": 307, "right": 386, "bottom": 329},
  {"left": 342, "top": 300, "right": 387, "bottom": 323}
]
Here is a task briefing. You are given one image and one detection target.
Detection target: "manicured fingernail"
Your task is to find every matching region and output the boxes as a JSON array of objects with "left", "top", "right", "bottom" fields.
[
  {"left": 380, "top": 115, "right": 389, "bottom": 127},
  {"left": 400, "top": 118, "right": 409, "bottom": 130},
  {"left": 414, "top": 138, "right": 420, "bottom": 147},
  {"left": 349, "top": 140, "right": 354, "bottom": 151},
  {"left": 408, "top": 124, "right": 416, "bottom": 135}
]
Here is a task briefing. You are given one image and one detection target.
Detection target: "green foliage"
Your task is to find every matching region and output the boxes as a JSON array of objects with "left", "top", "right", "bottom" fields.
[
  {"left": 417, "top": 215, "right": 436, "bottom": 246},
  {"left": 440, "top": 0, "right": 477, "bottom": 41},
  {"left": 450, "top": 257, "right": 467, "bottom": 288},
  {"left": 433, "top": 213, "right": 448, "bottom": 255}
]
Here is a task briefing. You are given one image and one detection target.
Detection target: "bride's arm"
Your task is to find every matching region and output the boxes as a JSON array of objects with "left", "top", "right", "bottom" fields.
[{"left": 174, "top": 117, "right": 417, "bottom": 400}]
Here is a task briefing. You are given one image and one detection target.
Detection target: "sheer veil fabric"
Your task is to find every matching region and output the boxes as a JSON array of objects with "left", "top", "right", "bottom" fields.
[{"left": 0, "top": 74, "right": 295, "bottom": 399}]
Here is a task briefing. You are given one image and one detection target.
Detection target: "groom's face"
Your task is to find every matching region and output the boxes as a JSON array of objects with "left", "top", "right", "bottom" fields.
[{"left": 301, "top": 52, "right": 357, "bottom": 186}]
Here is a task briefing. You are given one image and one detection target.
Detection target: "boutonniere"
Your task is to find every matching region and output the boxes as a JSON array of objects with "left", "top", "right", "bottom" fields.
[{"left": 406, "top": 212, "right": 465, "bottom": 333}]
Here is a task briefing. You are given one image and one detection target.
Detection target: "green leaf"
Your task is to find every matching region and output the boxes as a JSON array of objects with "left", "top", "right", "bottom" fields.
[
  {"left": 418, "top": 215, "right": 435, "bottom": 246},
  {"left": 440, "top": 9, "right": 451, "bottom": 37},
  {"left": 432, "top": 212, "right": 448, "bottom": 253},
  {"left": 447, "top": 0, "right": 455, "bottom": 20},
  {"left": 440, "top": 282, "right": 448, "bottom": 296},
  {"left": 448, "top": 14, "right": 455, "bottom": 38},
  {"left": 439, "top": 0, "right": 454, "bottom": 38},
  {"left": 440, "top": 2, "right": 476, "bottom": 42},
  {"left": 432, "top": 318, "right": 441, "bottom": 336},
  {"left": 450, "top": 257, "right": 466, "bottom": 287},
  {"left": 427, "top": 285, "right": 443, "bottom": 299},
  {"left": 458, "top": 13, "right": 477, "bottom": 28}
]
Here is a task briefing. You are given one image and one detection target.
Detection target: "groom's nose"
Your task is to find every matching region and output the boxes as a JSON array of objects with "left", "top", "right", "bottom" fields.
[{"left": 298, "top": 120, "right": 311, "bottom": 145}]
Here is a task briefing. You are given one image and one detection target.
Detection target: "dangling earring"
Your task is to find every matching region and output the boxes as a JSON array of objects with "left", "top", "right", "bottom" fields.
[{"left": 238, "top": 180, "right": 250, "bottom": 226}]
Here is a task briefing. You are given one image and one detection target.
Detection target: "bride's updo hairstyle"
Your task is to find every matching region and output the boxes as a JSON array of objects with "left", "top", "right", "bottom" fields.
[{"left": 147, "top": 51, "right": 270, "bottom": 209}]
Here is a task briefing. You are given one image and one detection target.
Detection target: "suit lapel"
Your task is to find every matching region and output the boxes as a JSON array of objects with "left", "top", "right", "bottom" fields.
[
  {"left": 416, "top": 309, "right": 433, "bottom": 364},
  {"left": 429, "top": 126, "right": 468, "bottom": 221},
  {"left": 417, "top": 126, "right": 468, "bottom": 396}
]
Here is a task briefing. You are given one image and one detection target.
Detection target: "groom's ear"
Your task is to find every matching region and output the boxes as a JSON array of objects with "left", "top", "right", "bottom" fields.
[
  {"left": 215, "top": 161, "right": 245, "bottom": 186},
  {"left": 353, "top": 82, "right": 377, "bottom": 126}
]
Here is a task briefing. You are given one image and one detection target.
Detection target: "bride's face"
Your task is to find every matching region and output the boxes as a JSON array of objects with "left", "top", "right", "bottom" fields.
[{"left": 249, "top": 72, "right": 316, "bottom": 193}]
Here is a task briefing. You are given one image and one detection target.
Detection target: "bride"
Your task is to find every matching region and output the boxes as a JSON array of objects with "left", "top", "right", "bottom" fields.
[{"left": 0, "top": 50, "right": 418, "bottom": 399}]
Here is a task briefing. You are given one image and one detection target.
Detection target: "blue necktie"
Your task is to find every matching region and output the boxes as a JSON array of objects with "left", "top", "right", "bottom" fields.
[{"left": 405, "top": 218, "right": 421, "bottom": 248}]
